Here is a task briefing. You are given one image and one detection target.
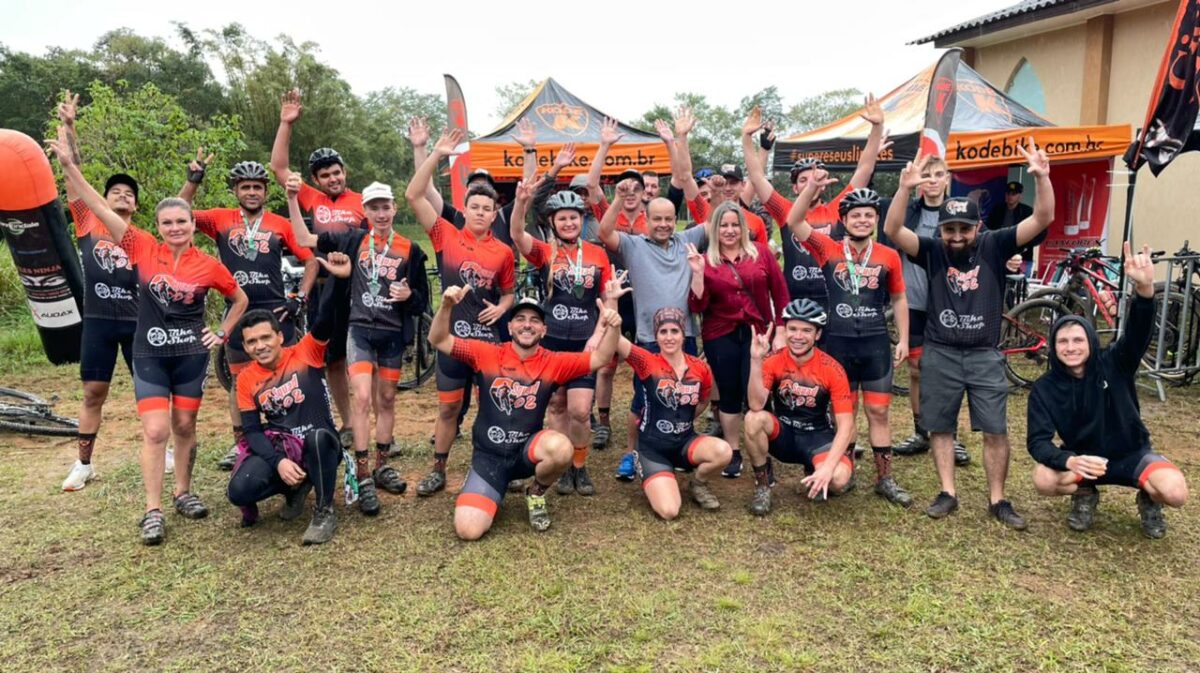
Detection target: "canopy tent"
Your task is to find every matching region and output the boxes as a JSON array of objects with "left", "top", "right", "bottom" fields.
[
  {"left": 468, "top": 78, "right": 669, "bottom": 180},
  {"left": 772, "top": 61, "right": 1131, "bottom": 173}
]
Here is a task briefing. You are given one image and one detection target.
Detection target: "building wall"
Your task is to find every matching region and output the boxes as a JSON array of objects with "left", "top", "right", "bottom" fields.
[{"left": 966, "top": 2, "right": 1195, "bottom": 256}]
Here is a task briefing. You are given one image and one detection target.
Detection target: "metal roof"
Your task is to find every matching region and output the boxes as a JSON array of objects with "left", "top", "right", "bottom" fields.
[{"left": 909, "top": 0, "right": 1116, "bottom": 45}]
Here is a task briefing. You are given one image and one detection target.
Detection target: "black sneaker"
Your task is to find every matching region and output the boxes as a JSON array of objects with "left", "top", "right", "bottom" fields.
[
  {"left": 372, "top": 465, "right": 407, "bottom": 495},
  {"left": 1137, "top": 489, "right": 1167, "bottom": 539},
  {"left": 217, "top": 445, "right": 238, "bottom": 471},
  {"left": 988, "top": 499, "right": 1028, "bottom": 531},
  {"left": 592, "top": 423, "right": 611, "bottom": 450},
  {"left": 1067, "top": 485, "right": 1100, "bottom": 532},
  {"left": 721, "top": 450, "right": 743, "bottom": 479},
  {"left": 357, "top": 477, "right": 381, "bottom": 516},
  {"left": 280, "top": 481, "right": 313, "bottom": 521},
  {"left": 925, "top": 491, "right": 959, "bottom": 519},
  {"left": 874, "top": 477, "right": 913, "bottom": 507},
  {"left": 302, "top": 505, "right": 337, "bottom": 545},
  {"left": 892, "top": 433, "right": 930, "bottom": 456},
  {"left": 574, "top": 466, "right": 596, "bottom": 496},
  {"left": 556, "top": 466, "right": 576, "bottom": 495},
  {"left": 953, "top": 441, "right": 971, "bottom": 466},
  {"left": 416, "top": 469, "right": 446, "bottom": 497}
]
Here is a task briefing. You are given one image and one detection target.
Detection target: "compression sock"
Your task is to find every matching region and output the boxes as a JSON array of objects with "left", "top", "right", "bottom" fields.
[
  {"left": 872, "top": 446, "right": 893, "bottom": 481},
  {"left": 375, "top": 442, "right": 390, "bottom": 471},
  {"left": 433, "top": 452, "right": 449, "bottom": 473},
  {"left": 77, "top": 432, "right": 97, "bottom": 464},
  {"left": 752, "top": 462, "right": 770, "bottom": 487},
  {"left": 597, "top": 407, "right": 610, "bottom": 426},
  {"left": 354, "top": 451, "right": 370, "bottom": 479},
  {"left": 572, "top": 446, "right": 589, "bottom": 469},
  {"left": 527, "top": 479, "right": 551, "bottom": 497}
]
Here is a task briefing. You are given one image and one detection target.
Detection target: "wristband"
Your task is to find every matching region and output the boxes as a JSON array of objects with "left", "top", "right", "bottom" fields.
[
  {"left": 760, "top": 133, "right": 775, "bottom": 151},
  {"left": 187, "top": 164, "right": 207, "bottom": 184},
  {"left": 523, "top": 147, "right": 536, "bottom": 153}
]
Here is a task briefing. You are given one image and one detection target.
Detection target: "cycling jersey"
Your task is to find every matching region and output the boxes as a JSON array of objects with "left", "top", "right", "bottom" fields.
[
  {"left": 318, "top": 229, "right": 425, "bottom": 333},
  {"left": 297, "top": 182, "right": 365, "bottom": 235},
  {"left": 70, "top": 200, "right": 138, "bottom": 321},
  {"left": 523, "top": 238, "right": 611, "bottom": 341},
  {"left": 237, "top": 333, "right": 335, "bottom": 438},
  {"left": 763, "top": 185, "right": 853, "bottom": 303},
  {"left": 441, "top": 201, "right": 514, "bottom": 246},
  {"left": 119, "top": 227, "right": 239, "bottom": 357},
  {"left": 761, "top": 347, "right": 853, "bottom": 433},
  {"left": 194, "top": 208, "right": 313, "bottom": 308},
  {"left": 590, "top": 195, "right": 647, "bottom": 236},
  {"left": 803, "top": 231, "right": 904, "bottom": 337},
  {"left": 430, "top": 217, "right": 515, "bottom": 342},
  {"left": 451, "top": 339, "right": 592, "bottom": 457},
  {"left": 686, "top": 198, "right": 770, "bottom": 243},
  {"left": 914, "top": 227, "right": 1018, "bottom": 349},
  {"left": 626, "top": 345, "right": 712, "bottom": 446}
]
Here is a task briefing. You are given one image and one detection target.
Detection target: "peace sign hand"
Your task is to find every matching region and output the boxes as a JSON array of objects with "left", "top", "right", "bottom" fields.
[
  {"left": 58, "top": 90, "right": 80, "bottom": 126},
  {"left": 685, "top": 243, "right": 705, "bottom": 275},
  {"left": 1017, "top": 136, "right": 1050, "bottom": 178}
]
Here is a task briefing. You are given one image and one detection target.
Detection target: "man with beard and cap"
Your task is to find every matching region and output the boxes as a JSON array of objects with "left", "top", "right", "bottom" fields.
[
  {"left": 884, "top": 142, "right": 1053, "bottom": 530},
  {"left": 428, "top": 288, "right": 622, "bottom": 539},
  {"left": 180, "top": 159, "right": 318, "bottom": 473},
  {"left": 1027, "top": 242, "right": 1188, "bottom": 538},
  {"left": 56, "top": 91, "right": 146, "bottom": 492}
]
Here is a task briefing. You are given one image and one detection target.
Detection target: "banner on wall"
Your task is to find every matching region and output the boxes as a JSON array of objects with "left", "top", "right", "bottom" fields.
[
  {"left": 949, "top": 165, "right": 1008, "bottom": 220},
  {"left": 1036, "top": 159, "right": 1112, "bottom": 278}
]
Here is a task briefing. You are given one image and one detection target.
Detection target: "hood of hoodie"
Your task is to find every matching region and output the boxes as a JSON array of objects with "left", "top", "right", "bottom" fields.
[{"left": 1047, "top": 314, "right": 1102, "bottom": 379}]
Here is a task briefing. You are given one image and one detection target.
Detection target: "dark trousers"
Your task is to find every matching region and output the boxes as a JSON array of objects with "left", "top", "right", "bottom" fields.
[{"left": 227, "top": 428, "right": 342, "bottom": 509}]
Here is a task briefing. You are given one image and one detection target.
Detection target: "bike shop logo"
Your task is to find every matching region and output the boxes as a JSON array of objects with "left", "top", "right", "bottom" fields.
[
  {"left": 313, "top": 205, "right": 333, "bottom": 226},
  {"left": 94, "top": 283, "right": 133, "bottom": 301},
  {"left": 457, "top": 260, "right": 496, "bottom": 290},
  {"left": 486, "top": 425, "right": 528, "bottom": 446},
  {"left": 535, "top": 103, "right": 590, "bottom": 137},
  {"left": 0, "top": 218, "right": 38, "bottom": 237},
  {"left": 831, "top": 262, "right": 881, "bottom": 293},
  {"left": 655, "top": 419, "right": 692, "bottom": 435},
  {"left": 257, "top": 373, "right": 306, "bottom": 416},
  {"left": 655, "top": 379, "right": 701, "bottom": 411},
  {"left": 148, "top": 274, "right": 198, "bottom": 307},
  {"left": 777, "top": 378, "right": 820, "bottom": 409},
  {"left": 91, "top": 240, "right": 131, "bottom": 273},
  {"left": 945, "top": 266, "right": 980, "bottom": 296},
  {"left": 229, "top": 229, "right": 272, "bottom": 260},
  {"left": 488, "top": 377, "right": 542, "bottom": 416},
  {"left": 146, "top": 327, "right": 197, "bottom": 347},
  {"left": 234, "top": 270, "right": 271, "bottom": 287}
]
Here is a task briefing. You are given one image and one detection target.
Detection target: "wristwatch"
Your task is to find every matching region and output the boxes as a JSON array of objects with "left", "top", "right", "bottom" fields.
[{"left": 215, "top": 329, "right": 227, "bottom": 343}]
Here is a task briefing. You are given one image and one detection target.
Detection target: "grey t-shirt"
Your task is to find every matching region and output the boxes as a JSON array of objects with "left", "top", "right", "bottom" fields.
[
  {"left": 903, "top": 204, "right": 940, "bottom": 312},
  {"left": 617, "top": 226, "right": 707, "bottom": 341}
]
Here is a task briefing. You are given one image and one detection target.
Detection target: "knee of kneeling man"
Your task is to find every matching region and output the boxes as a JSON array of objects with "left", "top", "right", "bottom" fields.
[
  {"left": 455, "top": 523, "right": 487, "bottom": 541},
  {"left": 655, "top": 502, "right": 681, "bottom": 520},
  {"left": 541, "top": 433, "right": 573, "bottom": 461},
  {"left": 1159, "top": 480, "right": 1189, "bottom": 508}
]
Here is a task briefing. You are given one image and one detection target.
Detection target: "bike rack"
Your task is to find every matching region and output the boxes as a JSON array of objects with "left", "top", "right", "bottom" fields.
[{"left": 1142, "top": 254, "right": 1200, "bottom": 402}]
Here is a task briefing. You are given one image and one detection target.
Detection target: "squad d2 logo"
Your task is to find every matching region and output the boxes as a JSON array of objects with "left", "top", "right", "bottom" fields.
[{"left": 535, "top": 104, "right": 589, "bottom": 137}]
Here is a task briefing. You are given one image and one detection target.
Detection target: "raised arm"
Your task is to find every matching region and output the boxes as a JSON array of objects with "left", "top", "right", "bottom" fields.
[
  {"left": 742, "top": 107, "right": 776, "bottom": 204},
  {"left": 285, "top": 173, "right": 318, "bottom": 249},
  {"left": 270, "top": 89, "right": 303, "bottom": 183},
  {"left": 512, "top": 117, "right": 538, "bottom": 183},
  {"left": 588, "top": 299, "right": 623, "bottom": 370},
  {"left": 672, "top": 107, "right": 701, "bottom": 201},
  {"left": 848, "top": 93, "right": 886, "bottom": 189},
  {"left": 47, "top": 128, "right": 128, "bottom": 242},
  {"left": 509, "top": 174, "right": 546, "bottom": 257},
  {"left": 884, "top": 155, "right": 933, "bottom": 258},
  {"left": 653, "top": 119, "right": 681, "bottom": 189},
  {"left": 56, "top": 91, "right": 83, "bottom": 202},
  {"left": 746, "top": 326, "right": 773, "bottom": 411},
  {"left": 586, "top": 118, "right": 623, "bottom": 204},
  {"left": 597, "top": 179, "right": 632, "bottom": 251},
  {"left": 429, "top": 285, "right": 472, "bottom": 356},
  {"left": 784, "top": 168, "right": 835, "bottom": 243},
  {"left": 406, "top": 128, "right": 465, "bottom": 231},
  {"left": 1014, "top": 138, "right": 1054, "bottom": 247},
  {"left": 177, "top": 147, "right": 214, "bottom": 203},
  {"left": 407, "top": 116, "right": 443, "bottom": 213}
]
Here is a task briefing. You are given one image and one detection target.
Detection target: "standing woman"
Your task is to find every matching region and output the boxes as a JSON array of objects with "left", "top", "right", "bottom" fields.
[
  {"left": 511, "top": 176, "right": 612, "bottom": 496},
  {"left": 687, "top": 202, "right": 789, "bottom": 478},
  {"left": 49, "top": 131, "right": 249, "bottom": 545}
]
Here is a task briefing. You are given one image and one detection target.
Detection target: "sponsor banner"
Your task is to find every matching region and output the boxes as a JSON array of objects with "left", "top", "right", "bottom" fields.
[
  {"left": 1125, "top": 0, "right": 1200, "bottom": 175},
  {"left": 946, "top": 125, "right": 1131, "bottom": 171},
  {"left": 774, "top": 133, "right": 916, "bottom": 172},
  {"left": 470, "top": 142, "right": 671, "bottom": 180},
  {"left": 445, "top": 74, "right": 471, "bottom": 210},
  {"left": 1036, "top": 159, "right": 1112, "bottom": 279},
  {"left": 27, "top": 296, "right": 81, "bottom": 329},
  {"left": 922, "top": 49, "right": 962, "bottom": 158}
]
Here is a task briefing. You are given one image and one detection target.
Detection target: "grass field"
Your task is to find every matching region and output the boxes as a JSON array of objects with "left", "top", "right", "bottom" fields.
[{"left": 1, "top": 341, "right": 1197, "bottom": 672}]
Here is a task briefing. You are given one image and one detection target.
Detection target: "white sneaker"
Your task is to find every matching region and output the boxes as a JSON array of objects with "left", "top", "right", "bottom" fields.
[
  {"left": 164, "top": 447, "right": 175, "bottom": 475},
  {"left": 62, "top": 461, "right": 94, "bottom": 492}
]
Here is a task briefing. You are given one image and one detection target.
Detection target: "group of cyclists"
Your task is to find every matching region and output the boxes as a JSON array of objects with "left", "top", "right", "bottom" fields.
[{"left": 42, "top": 85, "right": 1188, "bottom": 547}]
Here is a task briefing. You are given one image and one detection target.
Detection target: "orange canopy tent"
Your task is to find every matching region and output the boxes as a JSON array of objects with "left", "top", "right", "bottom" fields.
[
  {"left": 772, "top": 61, "right": 1131, "bottom": 172},
  {"left": 469, "top": 78, "right": 670, "bottom": 180}
]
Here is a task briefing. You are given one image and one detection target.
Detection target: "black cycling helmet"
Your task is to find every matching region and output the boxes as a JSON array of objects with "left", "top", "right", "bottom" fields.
[
  {"left": 789, "top": 158, "right": 825, "bottom": 182},
  {"left": 838, "top": 187, "right": 881, "bottom": 216},
  {"left": 227, "top": 161, "right": 269, "bottom": 187},
  {"left": 308, "top": 147, "right": 344, "bottom": 175},
  {"left": 781, "top": 298, "right": 827, "bottom": 326},
  {"left": 544, "top": 190, "right": 587, "bottom": 215}
]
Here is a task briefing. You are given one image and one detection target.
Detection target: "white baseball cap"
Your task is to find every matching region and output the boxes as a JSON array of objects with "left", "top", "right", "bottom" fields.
[{"left": 362, "top": 181, "right": 394, "bottom": 204}]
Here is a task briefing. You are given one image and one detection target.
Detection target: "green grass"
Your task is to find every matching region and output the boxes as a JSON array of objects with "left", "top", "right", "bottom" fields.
[{"left": 1, "top": 359, "right": 1198, "bottom": 672}]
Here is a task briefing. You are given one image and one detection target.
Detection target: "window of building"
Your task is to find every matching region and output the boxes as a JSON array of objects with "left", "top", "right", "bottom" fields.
[{"left": 1005, "top": 58, "right": 1047, "bottom": 115}]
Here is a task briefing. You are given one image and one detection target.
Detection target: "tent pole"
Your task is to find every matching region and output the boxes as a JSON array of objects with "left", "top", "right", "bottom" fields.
[{"left": 1116, "top": 164, "right": 1138, "bottom": 336}]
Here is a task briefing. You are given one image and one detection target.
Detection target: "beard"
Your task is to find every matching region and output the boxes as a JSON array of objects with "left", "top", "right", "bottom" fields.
[{"left": 946, "top": 244, "right": 974, "bottom": 266}]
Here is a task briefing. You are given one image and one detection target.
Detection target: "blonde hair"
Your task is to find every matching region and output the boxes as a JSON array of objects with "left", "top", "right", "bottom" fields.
[
  {"left": 920, "top": 157, "right": 951, "bottom": 197},
  {"left": 705, "top": 201, "right": 757, "bottom": 266}
]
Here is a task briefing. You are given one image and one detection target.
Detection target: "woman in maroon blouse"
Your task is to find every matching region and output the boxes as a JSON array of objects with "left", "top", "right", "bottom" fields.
[{"left": 688, "top": 201, "right": 788, "bottom": 477}]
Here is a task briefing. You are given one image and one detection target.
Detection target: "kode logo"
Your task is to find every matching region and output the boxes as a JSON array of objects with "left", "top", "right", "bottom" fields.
[
  {"left": 535, "top": 103, "right": 590, "bottom": 137},
  {"left": 147, "top": 327, "right": 169, "bottom": 347}
]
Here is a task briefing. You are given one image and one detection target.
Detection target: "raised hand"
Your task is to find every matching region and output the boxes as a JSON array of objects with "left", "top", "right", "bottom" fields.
[
  {"left": 280, "top": 88, "right": 303, "bottom": 124},
  {"left": 807, "top": 167, "right": 838, "bottom": 191},
  {"left": 673, "top": 106, "right": 696, "bottom": 137},
  {"left": 898, "top": 154, "right": 935, "bottom": 191},
  {"left": 600, "top": 117, "right": 625, "bottom": 146},
  {"left": 514, "top": 174, "right": 546, "bottom": 205},
  {"left": 188, "top": 146, "right": 216, "bottom": 173},
  {"left": 604, "top": 267, "right": 632, "bottom": 301},
  {"left": 685, "top": 243, "right": 705, "bottom": 275},
  {"left": 285, "top": 172, "right": 303, "bottom": 198},
  {"left": 749, "top": 324, "right": 773, "bottom": 360},
  {"left": 742, "top": 106, "right": 763, "bottom": 138},
  {"left": 1017, "top": 136, "right": 1050, "bottom": 178},
  {"left": 860, "top": 92, "right": 884, "bottom": 126},
  {"left": 615, "top": 177, "right": 638, "bottom": 200},
  {"left": 433, "top": 128, "right": 466, "bottom": 157},
  {"left": 316, "top": 251, "right": 352, "bottom": 278},
  {"left": 407, "top": 116, "right": 430, "bottom": 147},
  {"left": 553, "top": 142, "right": 577, "bottom": 170},
  {"left": 44, "top": 125, "right": 71, "bottom": 165},
  {"left": 442, "top": 284, "right": 473, "bottom": 308},
  {"left": 654, "top": 119, "right": 675, "bottom": 144},
  {"left": 878, "top": 128, "right": 894, "bottom": 155},
  {"left": 388, "top": 278, "right": 412, "bottom": 303},
  {"left": 512, "top": 117, "right": 537, "bottom": 149},
  {"left": 57, "top": 90, "right": 80, "bottom": 126},
  {"left": 1124, "top": 241, "right": 1155, "bottom": 294}
]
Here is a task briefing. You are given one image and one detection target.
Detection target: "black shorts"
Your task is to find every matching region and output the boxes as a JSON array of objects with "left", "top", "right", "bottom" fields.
[
  {"left": 618, "top": 292, "right": 636, "bottom": 340},
  {"left": 455, "top": 431, "right": 548, "bottom": 517},
  {"left": 227, "top": 311, "right": 296, "bottom": 374},
  {"left": 908, "top": 308, "right": 927, "bottom": 355},
  {"left": 1074, "top": 451, "right": 1180, "bottom": 489},
  {"left": 436, "top": 349, "right": 473, "bottom": 399},
  {"left": 132, "top": 353, "right": 209, "bottom": 415},
  {"left": 822, "top": 333, "right": 892, "bottom": 398},
  {"left": 80, "top": 317, "right": 136, "bottom": 383},
  {"left": 919, "top": 345, "right": 1008, "bottom": 434},
  {"left": 635, "top": 433, "right": 704, "bottom": 486},
  {"left": 311, "top": 279, "right": 350, "bottom": 364},
  {"left": 541, "top": 335, "right": 595, "bottom": 390},
  {"left": 766, "top": 414, "right": 852, "bottom": 473},
  {"left": 347, "top": 325, "right": 406, "bottom": 383},
  {"left": 703, "top": 326, "right": 752, "bottom": 415}
]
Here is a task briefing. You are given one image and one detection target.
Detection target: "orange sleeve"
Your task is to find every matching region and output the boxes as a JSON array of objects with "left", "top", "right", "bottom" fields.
[
  {"left": 294, "top": 334, "right": 326, "bottom": 367},
  {"left": 236, "top": 371, "right": 259, "bottom": 413},
  {"left": 118, "top": 227, "right": 153, "bottom": 263},
  {"left": 884, "top": 248, "right": 905, "bottom": 295},
  {"left": 429, "top": 217, "right": 450, "bottom": 253},
  {"left": 208, "top": 258, "right": 240, "bottom": 298},
  {"left": 761, "top": 355, "right": 780, "bottom": 392},
  {"left": 598, "top": 250, "right": 613, "bottom": 288},
  {"left": 697, "top": 360, "right": 713, "bottom": 403},
  {"left": 69, "top": 200, "right": 93, "bottom": 238},
  {"left": 524, "top": 238, "right": 550, "bottom": 268},
  {"left": 764, "top": 190, "right": 793, "bottom": 227},
  {"left": 624, "top": 344, "right": 652, "bottom": 378},
  {"left": 590, "top": 193, "right": 609, "bottom": 221},
  {"left": 803, "top": 230, "right": 836, "bottom": 266},
  {"left": 297, "top": 181, "right": 320, "bottom": 211},
  {"left": 687, "top": 197, "right": 710, "bottom": 224},
  {"left": 745, "top": 210, "right": 768, "bottom": 243},
  {"left": 192, "top": 209, "right": 220, "bottom": 240},
  {"left": 549, "top": 352, "right": 593, "bottom": 384},
  {"left": 498, "top": 248, "right": 516, "bottom": 292},
  {"left": 450, "top": 338, "right": 492, "bottom": 370},
  {"left": 276, "top": 215, "right": 314, "bottom": 260}
]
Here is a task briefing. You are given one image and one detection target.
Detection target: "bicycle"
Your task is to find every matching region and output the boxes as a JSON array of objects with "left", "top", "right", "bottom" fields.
[
  {"left": 0, "top": 387, "right": 79, "bottom": 436},
  {"left": 1149, "top": 241, "right": 1200, "bottom": 386},
  {"left": 396, "top": 266, "right": 441, "bottom": 392},
  {"left": 1027, "top": 247, "right": 1123, "bottom": 346}
]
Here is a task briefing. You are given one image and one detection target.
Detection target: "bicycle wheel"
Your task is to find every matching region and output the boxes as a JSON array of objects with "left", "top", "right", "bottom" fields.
[
  {"left": 397, "top": 312, "right": 436, "bottom": 391},
  {"left": 0, "top": 387, "right": 49, "bottom": 409},
  {"left": 885, "top": 308, "right": 909, "bottom": 396},
  {"left": 1146, "top": 288, "right": 1194, "bottom": 384},
  {"left": 0, "top": 412, "right": 79, "bottom": 437},
  {"left": 1000, "top": 298, "right": 1068, "bottom": 388},
  {"left": 214, "top": 344, "right": 233, "bottom": 392}
]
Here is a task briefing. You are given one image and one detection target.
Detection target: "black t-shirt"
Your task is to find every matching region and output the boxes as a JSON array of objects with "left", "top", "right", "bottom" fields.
[
  {"left": 317, "top": 230, "right": 428, "bottom": 337},
  {"left": 914, "top": 228, "right": 1018, "bottom": 349}
]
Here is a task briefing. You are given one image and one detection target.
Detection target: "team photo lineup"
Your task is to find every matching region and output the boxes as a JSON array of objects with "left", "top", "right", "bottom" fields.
[{"left": 29, "top": 71, "right": 1190, "bottom": 549}]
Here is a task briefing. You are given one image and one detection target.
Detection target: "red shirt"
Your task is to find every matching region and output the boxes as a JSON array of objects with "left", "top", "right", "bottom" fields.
[
  {"left": 591, "top": 194, "right": 647, "bottom": 236},
  {"left": 71, "top": 200, "right": 138, "bottom": 321},
  {"left": 761, "top": 347, "right": 853, "bottom": 433},
  {"left": 194, "top": 208, "right": 313, "bottom": 308},
  {"left": 626, "top": 345, "right": 713, "bottom": 445},
  {"left": 802, "top": 231, "right": 905, "bottom": 338},
  {"left": 297, "top": 182, "right": 365, "bottom": 235},
  {"left": 431, "top": 217, "right": 515, "bottom": 342},
  {"left": 764, "top": 184, "right": 853, "bottom": 236},
  {"left": 687, "top": 199, "right": 770, "bottom": 244},
  {"left": 688, "top": 241, "right": 789, "bottom": 341},
  {"left": 524, "top": 238, "right": 612, "bottom": 341},
  {"left": 237, "top": 334, "right": 334, "bottom": 435}
]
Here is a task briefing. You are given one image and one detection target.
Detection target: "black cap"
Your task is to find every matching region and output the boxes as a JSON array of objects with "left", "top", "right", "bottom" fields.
[
  {"left": 467, "top": 168, "right": 496, "bottom": 189},
  {"left": 937, "top": 197, "right": 981, "bottom": 226},
  {"left": 508, "top": 297, "right": 546, "bottom": 321},
  {"left": 104, "top": 173, "right": 139, "bottom": 202},
  {"left": 719, "top": 164, "right": 744, "bottom": 181},
  {"left": 1006, "top": 181, "right": 1024, "bottom": 194},
  {"left": 615, "top": 169, "right": 643, "bottom": 187}
]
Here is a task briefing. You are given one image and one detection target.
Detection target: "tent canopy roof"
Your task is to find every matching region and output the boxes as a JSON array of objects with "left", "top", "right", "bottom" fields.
[{"left": 479, "top": 78, "right": 660, "bottom": 144}]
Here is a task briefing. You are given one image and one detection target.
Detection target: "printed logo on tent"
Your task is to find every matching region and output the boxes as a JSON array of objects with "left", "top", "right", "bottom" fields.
[
  {"left": 959, "top": 80, "right": 1013, "bottom": 123},
  {"left": 536, "top": 103, "right": 590, "bottom": 137}
]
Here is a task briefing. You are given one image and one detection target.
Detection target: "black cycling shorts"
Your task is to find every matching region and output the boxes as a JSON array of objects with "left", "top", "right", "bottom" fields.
[
  {"left": 80, "top": 317, "right": 136, "bottom": 383},
  {"left": 132, "top": 352, "right": 209, "bottom": 415},
  {"left": 455, "top": 431, "right": 547, "bottom": 517},
  {"left": 766, "top": 413, "right": 852, "bottom": 474}
]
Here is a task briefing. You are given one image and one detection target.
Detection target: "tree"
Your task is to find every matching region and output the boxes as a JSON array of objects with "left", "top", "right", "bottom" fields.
[
  {"left": 783, "top": 87, "right": 862, "bottom": 135},
  {"left": 0, "top": 45, "right": 103, "bottom": 139},
  {"left": 493, "top": 79, "right": 539, "bottom": 120},
  {"left": 91, "top": 29, "right": 226, "bottom": 119}
]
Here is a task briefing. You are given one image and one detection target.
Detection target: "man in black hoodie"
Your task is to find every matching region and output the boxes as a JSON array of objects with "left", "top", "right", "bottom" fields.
[{"left": 1028, "top": 242, "right": 1188, "bottom": 538}]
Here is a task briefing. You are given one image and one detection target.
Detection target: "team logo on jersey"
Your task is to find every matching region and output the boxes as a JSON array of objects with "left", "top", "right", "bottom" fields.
[
  {"left": 91, "top": 240, "right": 131, "bottom": 273},
  {"left": 257, "top": 373, "right": 306, "bottom": 415},
  {"left": 945, "top": 266, "right": 980, "bottom": 296},
  {"left": 777, "top": 378, "right": 821, "bottom": 409},
  {"left": 458, "top": 260, "right": 496, "bottom": 290},
  {"left": 655, "top": 379, "right": 701, "bottom": 411},
  {"left": 147, "top": 274, "right": 198, "bottom": 306},
  {"left": 488, "top": 377, "right": 542, "bottom": 416},
  {"left": 357, "top": 247, "right": 404, "bottom": 281},
  {"left": 228, "top": 229, "right": 272, "bottom": 259},
  {"left": 314, "top": 205, "right": 333, "bottom": 226},
  {"left": 535, "top": 103, "right": 590, "bottom": 137},
  {"left": 831, "top": 262, "right": 882, "bottom": 292},
  {"left": 550, "top": 264, "right": 598, "bottom": 292}
]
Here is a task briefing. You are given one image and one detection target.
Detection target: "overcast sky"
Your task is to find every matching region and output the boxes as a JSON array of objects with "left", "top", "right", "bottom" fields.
[{"left": 5, "top": 0, "right": 1008, "bottom": 131}]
